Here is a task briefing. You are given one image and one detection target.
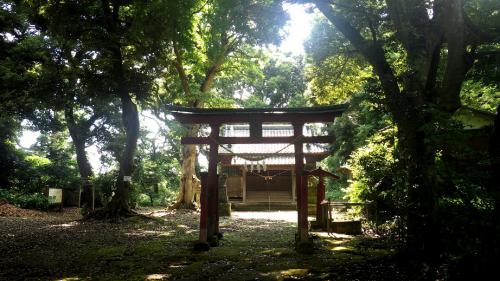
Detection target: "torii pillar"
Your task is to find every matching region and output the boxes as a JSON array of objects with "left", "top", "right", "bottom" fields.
[
  {"left": 294, "top": 122, "right": 312, "bottom": 252},
  {"left": 195, "top": 123, "right": 221, "bottom": 251},
  {"left": 305, "top": 167, "right": 340, "bottom": 229}
]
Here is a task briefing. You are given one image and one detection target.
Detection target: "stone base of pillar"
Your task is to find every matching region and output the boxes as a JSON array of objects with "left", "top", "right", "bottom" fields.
[
  {"left": 294, "top": 233, "right": 314, "bottom": 254},
  {"left": 193, "top": 241, "right": 210, "bottom": 251},
  {"left": 218, "top": 202, "right": 231, "bottom": 217},
  {"left": 208, "top": 235, "right": 220, "bottom": 247},
  {"left": 310, "top": 220, "right": 323, "bottom": 230}
]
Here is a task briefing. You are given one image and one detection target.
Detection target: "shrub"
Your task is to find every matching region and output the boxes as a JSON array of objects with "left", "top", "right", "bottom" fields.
[
  {"left": 0, "top": 189, "right": 49, "bottom": 210},
  {"left": 15, "top": 193, "right": 49, "bottom": 210},
  {"left": 0, "top": 188, "right": 15, "bottom": 203},
  {"left": 93, "top": 171, "right": 117, "bottom": 207},
  {"left": 344, "top": 127, "right": 407, "bottom": 234}
]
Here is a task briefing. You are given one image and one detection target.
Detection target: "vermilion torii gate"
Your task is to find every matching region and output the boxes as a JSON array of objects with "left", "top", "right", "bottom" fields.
[{"left": 167, "top": 104, "right": 347, "bottom": 251}]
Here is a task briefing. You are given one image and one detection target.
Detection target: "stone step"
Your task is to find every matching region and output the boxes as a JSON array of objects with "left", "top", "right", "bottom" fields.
[
  {"left": 245, "top": 191, "right": 292, "bottom": 202},
  {"left": 231, "top": 202, "right": 297, "bottom": 211}
]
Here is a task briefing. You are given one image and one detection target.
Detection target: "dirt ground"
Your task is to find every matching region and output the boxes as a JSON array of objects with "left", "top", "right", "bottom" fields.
[{"left": 0, "top": 207, "right": 408, "bottom": 281}]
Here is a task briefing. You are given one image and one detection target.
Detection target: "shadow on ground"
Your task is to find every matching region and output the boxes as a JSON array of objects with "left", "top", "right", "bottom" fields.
[{"left": 0, "top": 209, "right": 407, "bottom": 280}]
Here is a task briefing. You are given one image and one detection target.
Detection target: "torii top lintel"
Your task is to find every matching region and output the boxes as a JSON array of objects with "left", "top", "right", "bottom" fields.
[
  {"left": 167, "top": 104, "right": 348, "bottom": 124},
  {"left": 167, "top": 104, "right": 348, "bottom": 145}
]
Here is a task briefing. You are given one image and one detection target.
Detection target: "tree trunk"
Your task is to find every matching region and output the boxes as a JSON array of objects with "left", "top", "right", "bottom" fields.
[
  {"left": 173, "top": 52, "right": 223, "bottom": 209},
  {"left": 64, "top": 107, "right": 95, "bottom": 212},
  {"left": 173, "top": 124, "right": 199, "bottom": 209},
  {"left": 105, "top": 42, "right": 140, "bottom": 217},
  {"left": 107, "top": 90, "right": 140, "bottom": 217},
  {"left": 386, "top": 71, "right": 443, "bottom": 268},
  {"left": 395, "top": 108, "right": 440, "bottom": 265},
  {"left": 171, "top": 40, "right": 228, "bottom": 209},
  {"left": 484, "top": 105, "right": 500, "bottom": 280},
  {"left": 312, "top": 0, "right": 478, "bottom": 271},
  {"left": 0, "top": 117, "right": 18, "bottom": 189},
  {"left": 489, "top": 105, "right": 500, "bottom": 213},
  {"left": 87, "top": 0, "right": 140, "bottom": 218}
]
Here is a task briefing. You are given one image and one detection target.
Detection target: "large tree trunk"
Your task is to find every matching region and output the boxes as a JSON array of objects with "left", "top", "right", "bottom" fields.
[
  {"left": 171, "top": 40, "right": 229, "bottom": 209},
  {"left": 394, "top": 105, "right": 440, "bottom": 265},
  {"left": 105, "top": 41, "right": 140, "bottom": 217},
  {"left": 173, "top": 58, "right": 222, "bottom": 209},
  {"left": 83, "top": 0, "right": 140, "bottom": 218},
  {"left": 312, "top": 0, "right": 487, "bottom": 273},
  {"left": 64, "top": 107, "right": 95, "bottom": 212},
  {"left": 107, "top": 90, "right": 140, "bottom": 217},
  {"left": 490, "top": 105, "right": 500, "bottom": 213},
  {"left": 0, "top": 117, "right": 18, "bottom": 189},
  {"left": 173, "top": 124, "right": 199, "bottom": 209}
]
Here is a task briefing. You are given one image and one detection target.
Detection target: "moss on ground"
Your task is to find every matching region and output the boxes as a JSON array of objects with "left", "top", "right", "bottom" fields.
[{"left": 0, "top": 209, "right": 406, "bottom": 280}]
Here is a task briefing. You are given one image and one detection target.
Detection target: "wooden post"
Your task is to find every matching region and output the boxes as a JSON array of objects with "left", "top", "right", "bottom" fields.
[
  {"left": 199, "top": 172, "right": 208, "bottom": 243},
  {"left": 250, "top": 119, "right": 262, "bottom": 138},
  {"left": 293, "top": 122, "right": 308, "bottom": 242},
  {"left": 300, "top": 173, "right": 308, "bottom": 239},
  {"left": 321, "top": 200, "right": 329, "bottom": 230},
  {"left": 241, "top": 166, "right": 247, "bottom": 203},
  {"left": 207, "top": 123, "right": 220, "bottom": 245},
  {"left": 215, "top": 173, "right": 220, "bottom": 237},
  {"left": 82, "top": 178, "right": 94, "bottom": 211},
  {"left": 316, "top": 176, "right": 325, "bottom": 224}
]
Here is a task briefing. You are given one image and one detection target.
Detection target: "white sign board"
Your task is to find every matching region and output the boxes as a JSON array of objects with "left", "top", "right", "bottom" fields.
[
  {"left": 48, "top": 188, "right": 63, "bottom": 204},
  {"left": 123, "top": 176, "right": 132, "bottom": 182}
]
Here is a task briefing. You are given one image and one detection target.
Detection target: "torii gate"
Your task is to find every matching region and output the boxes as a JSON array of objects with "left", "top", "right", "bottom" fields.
[{"left": 167, "top": 104, "right": 347, "bottom": 251}]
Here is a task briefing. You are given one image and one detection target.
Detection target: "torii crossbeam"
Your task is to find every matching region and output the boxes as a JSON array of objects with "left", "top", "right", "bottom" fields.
[{"left": 167, "top": 104, "right": 348, "bottom": 251}]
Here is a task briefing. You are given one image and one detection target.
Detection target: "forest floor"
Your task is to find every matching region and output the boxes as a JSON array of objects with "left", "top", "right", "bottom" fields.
[{"left": 0, "top": 207, "right": 409, "bottom": 281}]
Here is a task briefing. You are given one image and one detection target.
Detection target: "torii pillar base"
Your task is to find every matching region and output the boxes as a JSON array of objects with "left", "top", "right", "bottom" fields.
[
  {"left": 295, "top": 233, "right": 315, "bottom": 254},
  {"left": 193, "top": 241, "right": 210, "bottom": 251}
]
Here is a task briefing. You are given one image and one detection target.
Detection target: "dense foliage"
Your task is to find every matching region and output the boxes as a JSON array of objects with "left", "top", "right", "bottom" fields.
[
  {"left": 0, "top": 0, "right": 498, "bottom": 278},
  {"left": 303, "top": 0, "right": 499, "bottom": 278}
]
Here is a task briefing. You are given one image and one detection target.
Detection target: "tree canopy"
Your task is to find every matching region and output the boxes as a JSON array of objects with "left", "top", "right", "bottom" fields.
[{"left": 0, "top": 0, "right": 499, "bottom": 278}]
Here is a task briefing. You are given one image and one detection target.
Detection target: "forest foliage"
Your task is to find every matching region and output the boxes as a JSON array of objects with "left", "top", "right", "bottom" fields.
[{"left": 0, "top": 0, "right": 499, "bottom": 278}]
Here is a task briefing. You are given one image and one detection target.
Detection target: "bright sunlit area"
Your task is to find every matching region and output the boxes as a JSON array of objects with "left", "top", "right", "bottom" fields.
[{"left": 280, "top": 3, "right": 316, "bottom": 55}]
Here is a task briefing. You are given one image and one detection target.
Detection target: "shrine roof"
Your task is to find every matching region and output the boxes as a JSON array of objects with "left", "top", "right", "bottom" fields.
[
  {"left": 218, "top": 123, "right": 329, "bottom": 155},
  {"left": 217, "top": 124, "right": 330, "bottom": 165}
]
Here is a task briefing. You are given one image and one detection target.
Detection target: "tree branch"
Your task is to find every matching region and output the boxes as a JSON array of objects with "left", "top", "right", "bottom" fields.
[
  {"left": 386, "top": 0, "right": 430, "bottom": 52},
  {"left": 84, "top": 112, "right": 102, "bottom": 130},
  {"left": 332, "top": 1, "right": 379, "bottom": 43},
  {"left": 463, "top": 12, "right": 497, "bottom": 44},
  {"left": 172, "top": 43, "right": 192, "bottom": 97},
  {"left": 438, "top": 0, "right": 467, "bottom": 112},
  {"left": 192, "top": 0, "right": 210, "bottom": 15},
  {"left": 424, "top": 39, "right": 442, "bottom": 99},
  {"left": 313, "top": 0, "right": 400, "bottom": 101},
  {"left": 199, "top": 36, "right": 236, "bottom": 94}
]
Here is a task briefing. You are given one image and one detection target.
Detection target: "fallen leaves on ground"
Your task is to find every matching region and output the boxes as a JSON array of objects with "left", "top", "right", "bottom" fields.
[
  {"left": 0, "top": 203, "right": 45, "bottom": 217},
  {"left": 0, "top": 207, "right": 407, "bottom": 281}
]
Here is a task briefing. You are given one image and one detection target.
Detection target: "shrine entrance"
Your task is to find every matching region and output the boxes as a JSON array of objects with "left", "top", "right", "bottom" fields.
[
  {"left": 168, "top": 104, "right": 347, "bottom": 252},
  {"left": 245, "top": 169, "right": 292, "bottom": 203}
]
